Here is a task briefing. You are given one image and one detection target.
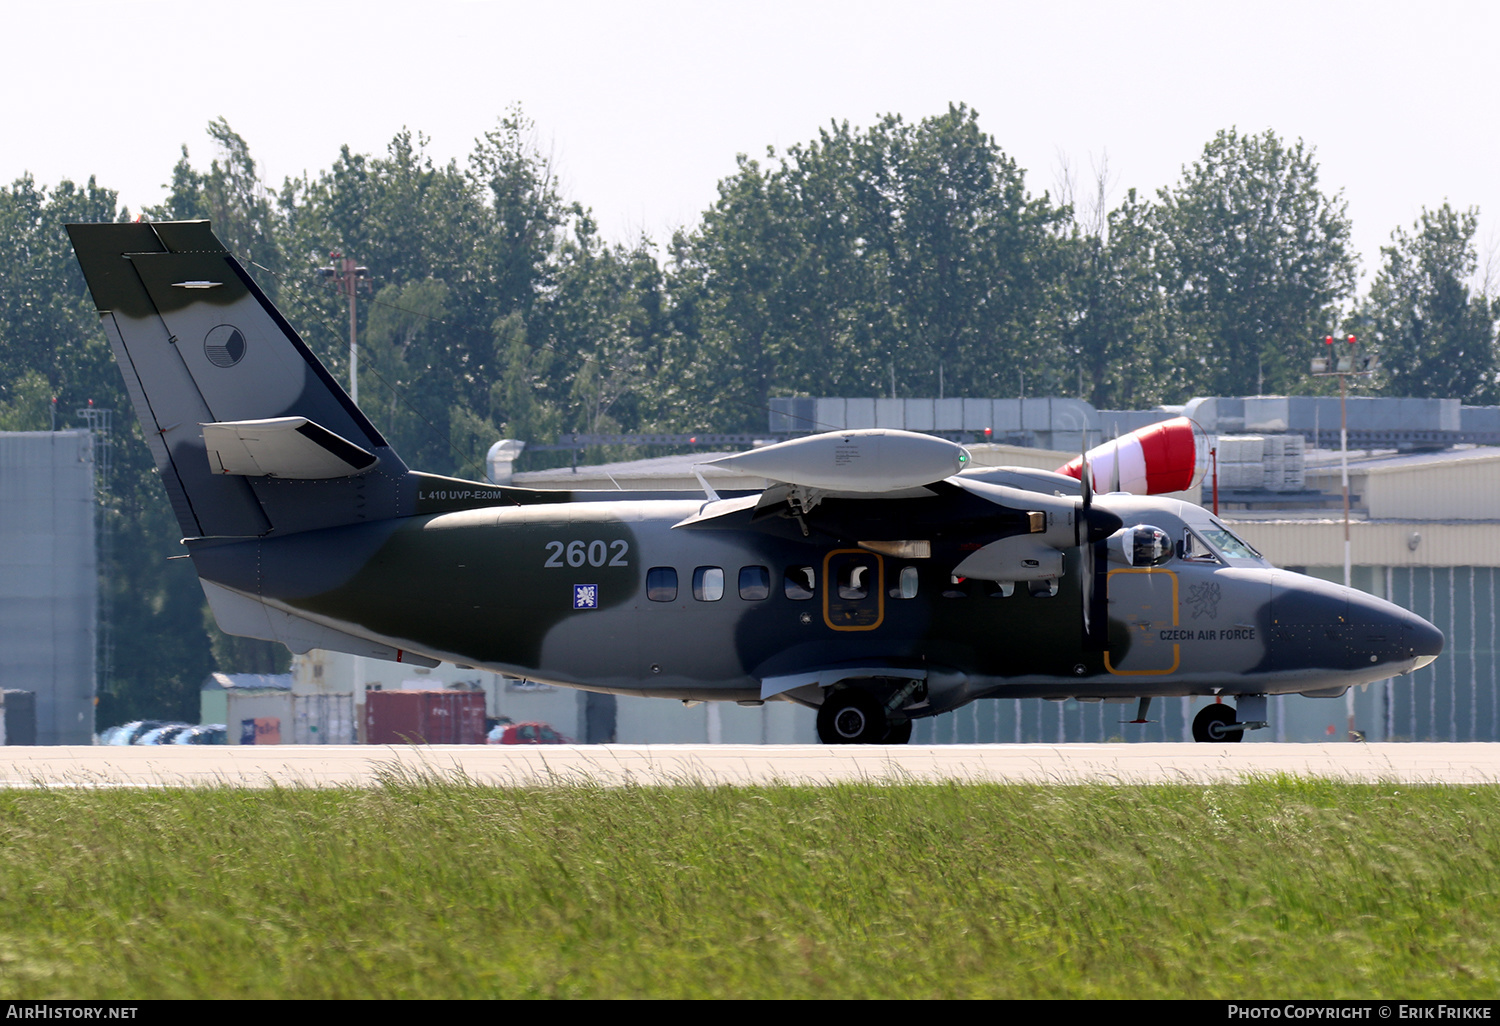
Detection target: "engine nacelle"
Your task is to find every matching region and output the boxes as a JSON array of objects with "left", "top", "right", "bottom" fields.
[{"left": 707, "top": 429, "right": 970, "bottom": 492}]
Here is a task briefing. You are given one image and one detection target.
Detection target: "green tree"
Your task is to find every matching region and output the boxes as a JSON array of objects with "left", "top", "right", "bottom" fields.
[
  {"left": 149, "top": 118, "right": 286, "bottom": 289},
  {"left": 277, "top": 111, "right": 665, "bottom": 475},
  {"left": 0, "top": 175, "right": 123, "bottom": 412},
  {"left": 1052, "top": 185, "right": 1176, "bottom": 409},
  {"left": 1359, "top": 203, "right": 1497, "bottom": 401},
  {"left": 1153, "top": 128, "right": 1356, "bottom": 398},
  {"left": 666, "top": 105, "right": 1067, "bottom": 432}
]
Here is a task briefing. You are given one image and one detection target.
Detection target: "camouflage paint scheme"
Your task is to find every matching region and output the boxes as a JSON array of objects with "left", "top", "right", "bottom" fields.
[{"left": 66, "top": 222, "right": 1443, "bottom": 743}]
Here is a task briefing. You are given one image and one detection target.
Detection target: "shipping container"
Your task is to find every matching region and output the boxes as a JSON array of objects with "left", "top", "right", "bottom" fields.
[
  {"left": 365, "top": 690, "right": 487, "bottom": 745},
  {"left": 291, "top": 693, "right": 355, "bottom": 744},
  {"left": 226, "top": 691, "right": 292, "bottom": 744}
]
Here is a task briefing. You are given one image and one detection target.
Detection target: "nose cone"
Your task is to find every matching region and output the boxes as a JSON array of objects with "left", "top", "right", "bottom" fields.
[
  {"left": 1406, "top": 615, "right": 1445, "bottom": 671},
  {"left": 1269, "top": 571, "right": 1444, "bottom": 678},
  {"left": 1348, "top": 587, "right": 1443, "bottom": 673}
]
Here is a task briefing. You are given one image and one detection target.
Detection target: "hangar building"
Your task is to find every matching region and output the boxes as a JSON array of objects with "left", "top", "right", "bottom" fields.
[{"left": 0, "top": 430, "right": 97, "bottom": 744}]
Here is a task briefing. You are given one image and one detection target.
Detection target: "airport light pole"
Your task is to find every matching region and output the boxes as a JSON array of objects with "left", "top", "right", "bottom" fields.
[
  {"left": 1312, "top": 334, "right": 1378, "bottom": 742},
  {"left": 316, "top": 253, "right": 370, "bottom": 405},
  {"left": 317, "top": 253, "right": 370, "bottom": 701},
  {"left": 1311, "top": 334, "right": 1377, "bottom": 588}
]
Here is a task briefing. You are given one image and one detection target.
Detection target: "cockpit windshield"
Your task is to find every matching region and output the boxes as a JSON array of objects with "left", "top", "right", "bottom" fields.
[{"left": 1194, "top": 522, "right": 1266, "bottom": 561}]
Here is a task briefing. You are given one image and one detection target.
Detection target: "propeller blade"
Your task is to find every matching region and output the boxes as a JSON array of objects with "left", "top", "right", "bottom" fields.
[
  {"left": 1088, "top": 533, "right": 1110, "bottom": 650},
  {"left": 1076, "top": 449, "right": 1120, "bottom": 652}
]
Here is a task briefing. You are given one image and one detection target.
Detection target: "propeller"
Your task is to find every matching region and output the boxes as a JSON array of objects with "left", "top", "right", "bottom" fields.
[{"left": 1077, "top": 449, "right": 1122, "bottom": 651}]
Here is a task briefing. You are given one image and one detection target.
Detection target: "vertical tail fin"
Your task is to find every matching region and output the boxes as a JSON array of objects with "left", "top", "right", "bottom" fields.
[{"left": 67, "top": 221, "right": 409, "bottom": 537}]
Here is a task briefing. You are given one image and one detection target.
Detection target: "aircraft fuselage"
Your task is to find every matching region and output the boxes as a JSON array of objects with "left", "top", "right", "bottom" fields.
[{"left": 186, "top": 490, "right": 1440, "bottom": 718}]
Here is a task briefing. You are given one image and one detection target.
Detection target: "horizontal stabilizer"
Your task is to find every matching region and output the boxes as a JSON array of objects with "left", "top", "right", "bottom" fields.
[{"left": 202, "top": 417, "right": 377, "bottom": 479}]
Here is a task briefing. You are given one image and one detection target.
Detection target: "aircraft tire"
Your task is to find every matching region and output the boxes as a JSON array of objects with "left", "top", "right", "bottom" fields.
[
  {"left": 1192, "top": 703, "right": 1242, "bottom": 743},
  {"left": 817, "top": 689, "right": 888, "bottom": 744},
  {"left": 883, "top": 720, "right": 913, "bottom": 745}
]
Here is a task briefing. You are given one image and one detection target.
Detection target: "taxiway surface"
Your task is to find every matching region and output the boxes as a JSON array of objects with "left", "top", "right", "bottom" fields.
[{"left": 2, "top": 743, "right": 1499, "bottom": 787}]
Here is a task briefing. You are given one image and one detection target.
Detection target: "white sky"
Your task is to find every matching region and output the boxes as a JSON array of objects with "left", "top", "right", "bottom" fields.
[{"left": 7, "top": 1, "right": 1498, "bottom": 291}]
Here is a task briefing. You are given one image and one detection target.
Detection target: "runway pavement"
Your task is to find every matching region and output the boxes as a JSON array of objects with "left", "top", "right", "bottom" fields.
[{"left": 3, "top": 742, "right": 1500, "bottom": 787}]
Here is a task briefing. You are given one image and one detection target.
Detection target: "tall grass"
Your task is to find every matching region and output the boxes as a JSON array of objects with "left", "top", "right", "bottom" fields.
[{"left": 0, "top": 777, "right": 1495, "bottom": 998}]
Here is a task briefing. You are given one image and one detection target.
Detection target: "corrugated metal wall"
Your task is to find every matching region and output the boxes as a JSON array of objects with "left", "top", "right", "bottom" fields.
[
  {"left": 0, "top": 431, "right": 97, "bottom": 744},
  {"left": 1388, "top": 566, "right": 1499, "bottom": 742}
]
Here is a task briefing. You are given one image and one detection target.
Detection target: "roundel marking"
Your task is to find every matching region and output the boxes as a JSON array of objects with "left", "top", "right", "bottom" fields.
[{"left": 204, "top": 325, "right": 247, "bottom": 368}]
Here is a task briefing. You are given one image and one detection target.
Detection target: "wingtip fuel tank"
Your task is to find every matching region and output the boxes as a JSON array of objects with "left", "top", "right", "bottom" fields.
[{"left": 706, "top": 429, "right": 970, "bottom": 492}]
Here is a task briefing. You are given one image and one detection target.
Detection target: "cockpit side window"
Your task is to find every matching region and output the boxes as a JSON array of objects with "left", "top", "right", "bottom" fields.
[{"left": 1180, "top": 530, "right": 1221, "bottom": 564}]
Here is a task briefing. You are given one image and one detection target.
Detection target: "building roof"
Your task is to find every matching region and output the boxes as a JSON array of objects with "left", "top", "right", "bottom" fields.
[{"left": 200, "top": 672, "right": 292, "bottom": 693}]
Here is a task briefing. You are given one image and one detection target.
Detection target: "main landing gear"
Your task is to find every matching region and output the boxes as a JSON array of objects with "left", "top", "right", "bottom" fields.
[
  {"left": 816, "top": 688, "right": 913, "bottom": 744},
  {"left": 1191, "top": 695, "right": 1269, "bottom": 743}
]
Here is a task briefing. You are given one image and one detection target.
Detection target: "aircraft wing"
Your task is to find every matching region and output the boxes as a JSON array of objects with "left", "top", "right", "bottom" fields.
[{"left": 685, "top": 427, "right": 1123, "bottom": 650}]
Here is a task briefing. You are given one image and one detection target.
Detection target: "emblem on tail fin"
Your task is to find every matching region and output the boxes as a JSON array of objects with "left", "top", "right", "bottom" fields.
[{"left": 203, "top": 325, "right": 247, "bottom": 367}]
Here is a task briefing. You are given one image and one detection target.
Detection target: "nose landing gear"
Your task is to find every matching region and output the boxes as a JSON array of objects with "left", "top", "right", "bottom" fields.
[{"left": 1191, "top": 695, "right": 1269, "bottom": 743}]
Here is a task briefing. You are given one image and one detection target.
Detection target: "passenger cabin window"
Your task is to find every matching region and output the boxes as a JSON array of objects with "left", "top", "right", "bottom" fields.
[
  {"left": 888, "top": 565, "right": 919, "bottom": 599},
  {"left": 739, "top": 566, "right": 770, "bottom": 601},
  {"left": 693, "top": 566, "right": 725, "bottom": 602},
  {"left": 838, "top": 564, "right": 870, "bottom": 600},
  {"left": 784, "top": 566, "right": 816, "bottom": 600},
  {"left": 646, "top": 567, "right": 678, "bottom": 602}
]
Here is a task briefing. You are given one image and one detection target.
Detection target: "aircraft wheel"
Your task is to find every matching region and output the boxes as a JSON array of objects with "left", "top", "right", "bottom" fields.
[
  {"left": 884, "top": 720, "right": 913, "bottom": 745},
  {"left": 817, "top": 690, "right": 888, "bottom": 744},
  {"left": 1192, "top": 703, "right": 1241, "bottom": 743}
]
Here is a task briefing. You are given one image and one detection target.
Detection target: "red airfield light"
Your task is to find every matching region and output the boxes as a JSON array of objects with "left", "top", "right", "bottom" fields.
[{"left": 983, "top": 427, "right": 992, "bottom": 438}]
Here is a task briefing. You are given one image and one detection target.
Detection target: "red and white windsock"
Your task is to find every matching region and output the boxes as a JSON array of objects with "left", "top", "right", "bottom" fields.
[{"left": 1057, "top": 417, "right": 1199, "bottom": 496}]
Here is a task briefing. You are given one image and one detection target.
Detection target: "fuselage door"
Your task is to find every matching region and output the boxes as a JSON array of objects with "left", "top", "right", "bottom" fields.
[
  {"left": 1104, "top": 568, "right": 1181, "bottom": 675},
  {"left": 822, "top": 549, "right": 884, "bottom": 631}
]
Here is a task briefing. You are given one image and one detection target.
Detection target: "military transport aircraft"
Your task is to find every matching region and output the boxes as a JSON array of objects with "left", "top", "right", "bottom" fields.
[{"left": 67, "top": 221, "right": 1444, "bottom": 744}]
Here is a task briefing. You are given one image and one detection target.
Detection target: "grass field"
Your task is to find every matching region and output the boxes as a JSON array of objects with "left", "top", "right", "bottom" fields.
[{"left": 0, "top": 775, "right": 1496, "bottom": 998}]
